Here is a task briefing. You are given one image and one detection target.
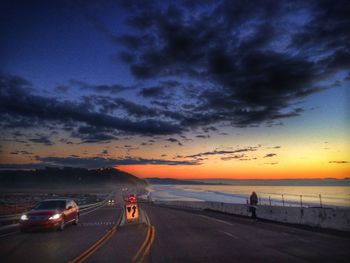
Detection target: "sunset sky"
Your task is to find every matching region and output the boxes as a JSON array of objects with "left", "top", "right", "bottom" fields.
[{"left": 0, "top": 0, "right": 349, "bottom": 179}]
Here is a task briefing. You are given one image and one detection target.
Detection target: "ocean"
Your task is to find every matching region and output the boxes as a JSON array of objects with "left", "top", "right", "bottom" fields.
[{"left": 148, "top": 184, "right": 350, "bottom": 208}]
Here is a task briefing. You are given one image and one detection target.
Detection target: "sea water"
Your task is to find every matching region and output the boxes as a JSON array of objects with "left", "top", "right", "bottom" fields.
[{"left": 148, "top": 184, "right": 350, "bottom": 208}]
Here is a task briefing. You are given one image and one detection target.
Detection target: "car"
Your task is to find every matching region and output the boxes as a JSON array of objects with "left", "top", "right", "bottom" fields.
[
  {"left": 127, "top": 194, "right": 137, "bottom": 203},
  {"left": 19, "top": 199, "right": 79, "bottom": 232},
  {"left": 108, "top": 199, "right": 115, "bottom": 205}
]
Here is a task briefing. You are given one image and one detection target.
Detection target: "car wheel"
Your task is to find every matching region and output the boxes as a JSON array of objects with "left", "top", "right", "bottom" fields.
[
  {"left": 59, "top": 219, "right": 65, "bottom": 231},
  {"left": 74, "top": 214, "right": 79, "bottom": 225}
]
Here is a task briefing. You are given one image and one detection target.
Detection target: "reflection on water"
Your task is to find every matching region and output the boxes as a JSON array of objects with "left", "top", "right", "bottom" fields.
[{"left": 150, "top": 185, "right": 350, "bottom": 207}]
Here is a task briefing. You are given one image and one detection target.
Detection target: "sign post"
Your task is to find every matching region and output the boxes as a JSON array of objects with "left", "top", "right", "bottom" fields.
[{"left": 125, "top": 203, "right": 139, "bottom": 222}]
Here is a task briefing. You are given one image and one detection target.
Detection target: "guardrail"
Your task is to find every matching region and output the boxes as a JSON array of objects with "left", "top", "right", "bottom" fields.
[{"left": 153, "top": 200, "right": 350, "bottom": 232}]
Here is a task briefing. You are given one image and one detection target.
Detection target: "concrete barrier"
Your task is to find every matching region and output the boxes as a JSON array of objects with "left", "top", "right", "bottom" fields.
[{"left": 153, "top": 200, "right": 350, "bottom": 232}]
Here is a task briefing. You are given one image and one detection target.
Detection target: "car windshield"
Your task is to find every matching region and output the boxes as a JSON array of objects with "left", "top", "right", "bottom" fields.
[{"left": 35, "top": 200, "right": 66, "bottom": 210}]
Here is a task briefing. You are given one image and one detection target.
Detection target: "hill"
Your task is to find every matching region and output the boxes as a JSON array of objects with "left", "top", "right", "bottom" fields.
[{"left": 0, "top": 167, "right": 146, "bottom": 188}]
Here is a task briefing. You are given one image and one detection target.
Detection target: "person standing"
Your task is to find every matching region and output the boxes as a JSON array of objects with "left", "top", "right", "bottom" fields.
[{"left": 249, "top": 192, "right": 258, "bottom": 219}]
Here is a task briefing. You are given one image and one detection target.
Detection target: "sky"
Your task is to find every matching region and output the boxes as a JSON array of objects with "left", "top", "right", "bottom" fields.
[{"left": 0, "top": 0, "right": 349, "bottom": 179}]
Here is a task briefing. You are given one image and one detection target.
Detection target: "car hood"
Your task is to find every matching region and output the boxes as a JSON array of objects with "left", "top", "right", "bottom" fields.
[{"left": 27, "top": 209, "right": 62, "bottom": 216}]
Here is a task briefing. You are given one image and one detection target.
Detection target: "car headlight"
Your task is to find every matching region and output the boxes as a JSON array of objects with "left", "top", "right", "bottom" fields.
[
  {"left": 20, "top": 214, "right": 29, "bottom": 220},
  {"left": 48, "top": 213, "right": 62, "bottom": 220}
]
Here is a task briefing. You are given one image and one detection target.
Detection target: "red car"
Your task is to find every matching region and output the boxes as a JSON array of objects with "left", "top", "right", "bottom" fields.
[{"left": 19, "top": 199, "right": 79, "bottom": 232}]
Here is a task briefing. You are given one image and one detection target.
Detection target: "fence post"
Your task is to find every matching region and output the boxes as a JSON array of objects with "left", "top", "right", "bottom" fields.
[
  {"left": 300, "top": 195, "right": 303, "bottom": 208},
  {"left": 282, "top": 194, "right": 284, "bottom": 207},
  {"left": 319, "top": 194, "right": 323, "bottom": 208},
  {"left": 269, "top": 196, "right": 271, "bottom": 206}
]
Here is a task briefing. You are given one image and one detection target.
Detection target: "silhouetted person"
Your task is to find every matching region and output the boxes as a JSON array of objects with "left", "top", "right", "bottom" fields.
[
  {"left": 250, "top": 192, "right": 258, "bottom": 205},
  {"left": 249, "top": 192, "right": 258, "bottom": 219}
]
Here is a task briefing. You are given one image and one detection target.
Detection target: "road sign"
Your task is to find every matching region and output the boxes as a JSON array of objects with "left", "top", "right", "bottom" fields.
[{"left": 125, "top": 203, "right": 139, "bottom": 221}]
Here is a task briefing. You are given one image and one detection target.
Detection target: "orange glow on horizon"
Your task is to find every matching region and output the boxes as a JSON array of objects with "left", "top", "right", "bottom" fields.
[{"left": 118, "top": 164, "right": 349, "bottom": 180}]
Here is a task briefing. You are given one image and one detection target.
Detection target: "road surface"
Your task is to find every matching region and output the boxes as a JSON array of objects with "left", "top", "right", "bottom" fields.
[
  {"left": 1, "top": 199, "right": 349, "bottom": 262},
  {"left": 142, "top": 204, "right": 350, "bottom": 263}
]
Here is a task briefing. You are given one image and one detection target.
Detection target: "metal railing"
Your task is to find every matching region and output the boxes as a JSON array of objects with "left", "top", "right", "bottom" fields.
[{"left": 245, "top": 193, "right": 341, "bottom": 208}]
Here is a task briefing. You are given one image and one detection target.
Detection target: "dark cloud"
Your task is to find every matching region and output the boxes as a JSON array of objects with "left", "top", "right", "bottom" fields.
[
  {"left": 82, "top": 95, "right": 185, "bottom": 122},
  {"left": 264, "top": 153, "right": 277, "bottom": 158},
  {"left": 0, "top": 74, "right": 182, "bottom": 136},
  {"left": 39, "top": 156, "right": 199, "bottom": 167},
  {"left": 166, "top": 137, "right": 183, "bottom": 146},
  {"left": 291, "top": 0, "right": 350, "bottom": 63},
  {"left": 239, "top": 158, "right": 256, "bottom": 161},
  {"left": 202, "top": 126, "right": 218, "bottom": 133},
  {"left": 264, "top": 162, "right": 278, "bottom": 165},
  {"left": 114, "top": 98, "right": 158, "bottom": 117},
  {"left": 139, "top": 86, "right": 165, "bottom": 98},
  {"left": 140, "top": 141, "right": 153, "bottom": 146},
  {"left": 29, "top": 135, "right": 54, "bottom": 146},
  {"left": 10, "top": 150, "right": 33, "bottom": 155},
  {"left": 117, "top": 0, "right": 347, "bottom": 127},
  {"left": 180, "top": 135, "right": 193, "bottom": 142},
  {"left": 221, "top": 154, "right": 245, "bottom": 161},
  {"left": 123, "top": 144, "right": 139, "bottom": 152},
  {"left": 71, "top": 133, "right": 112, "bottom": 144},
  {"left": 71, "top": 125, "right": 118, "bottom": 143},
  {"left": 265, "top": 145, "right": 282, "bottom": 149},
  {"left": 186, "top": 147, "right": 258, "bottom": 158},
  {"left": 1, "top": 0, "right": 348, "bottom": 157},
  {"left": 139, "top": 80, "right": 180, "bottom": 98},
  {"left": 59, "top": 138, "right": 74, "bottom": 145},
  {"left": 329, "top": 161, "right": 349, "bottom": 164},
  {"left": 0, "top": 156, "right": 200, "bottom": 169},
  {"left": 70, "top": 80, "right": 132, "bottom": 94}
]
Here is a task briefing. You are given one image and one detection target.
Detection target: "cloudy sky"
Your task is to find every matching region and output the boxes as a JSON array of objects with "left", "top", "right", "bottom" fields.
[{"left": 0, "top": 0, "right": 349, "bottom": 179}]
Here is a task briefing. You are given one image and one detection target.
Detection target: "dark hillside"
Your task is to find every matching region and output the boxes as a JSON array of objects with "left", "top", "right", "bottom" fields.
[{"left": 0, "top": 167, "right": 146, "bottom": 188}]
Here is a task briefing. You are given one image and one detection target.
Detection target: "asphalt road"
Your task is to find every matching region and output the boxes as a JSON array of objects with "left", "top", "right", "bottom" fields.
[
  {"left": 1, "top": 199, "right": 349, "bottom": 263},
  {"left": 142, "top": 204, "right": 350, "bottom": 263}
]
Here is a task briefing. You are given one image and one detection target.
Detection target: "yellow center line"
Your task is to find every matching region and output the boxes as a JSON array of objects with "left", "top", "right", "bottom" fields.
[
  {"left": 139, "top": 226, "right": 155, "bottom": 262},
  {"left": 132, "top": 224, "right": 151, "bottom": 262},
  {"left": 132, "top": 209, "right": 156, "bottom": 263},
  {"left": 69, "top": 208, "right": 123, "bottom": 263}
]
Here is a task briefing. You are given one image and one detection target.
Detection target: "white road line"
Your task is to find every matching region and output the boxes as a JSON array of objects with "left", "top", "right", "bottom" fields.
[
  {"left": 218, "top": 230, "right": 239, "bottom": 240},
  {"left": 80, "top": 204, "right": 105, "bottom": 216},
  {"left": 79, "top": 221, "right": 116, "bottom": 227},
  {"left": 196, "top": 214, "right": 233, "bottom": 226}
]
